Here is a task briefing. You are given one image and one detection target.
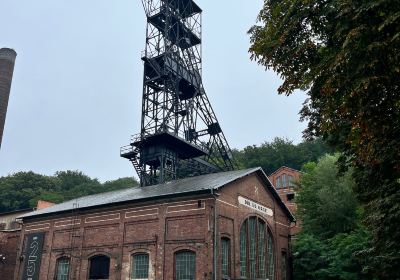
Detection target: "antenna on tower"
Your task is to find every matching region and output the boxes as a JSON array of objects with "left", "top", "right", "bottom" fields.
[{"left": 121, "top": 0, "right": 236, "bottom": 186}]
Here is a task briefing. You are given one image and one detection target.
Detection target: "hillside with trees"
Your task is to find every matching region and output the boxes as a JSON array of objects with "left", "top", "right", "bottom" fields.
[
  {"left": 0, "top": 171, "right": 138, "bottom": 213},
  {"left": 233, "top": 137, "right": 333, "bottom": 174}
]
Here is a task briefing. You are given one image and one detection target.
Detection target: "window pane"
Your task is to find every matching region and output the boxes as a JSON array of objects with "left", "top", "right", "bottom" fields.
[
  {"left": 89, "top": 255, "right": 110, "bottom": 280},
  {"left": 268, "top": 233, "right": 275, "bottom": 280},
  {"left": 258, "top": 221, "right": 266, "bottom": 278},
  {"left": 281, "top": 252, "right": 287, "bottom": 280},
  {"left": 56, "top": 258, "right": 70, "bottom": 280},
  {"left": 240, "top": 221, "right": 247, "bottom": 277},
  {"left": 276, "top": 176, "right": 282, "bottom": 188},
  {"left": 132, "top": 254, "right": 149, "bottom": 279},
  {"left": 282, "top": 174, "right": 287, "bottom": 188},
  {"left": 175, "top": 251, "right": 195, "bottom": 280},
  {"left": 289, "top": 175, "right": 294, "bottom": 187},
  {"left": 221, "top": 238, "right": 230, "bottom": 277},
  {"left": 248, "top": 217, "right": 256, "bottom": 278}
]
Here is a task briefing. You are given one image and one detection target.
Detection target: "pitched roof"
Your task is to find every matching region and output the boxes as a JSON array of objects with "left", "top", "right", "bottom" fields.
[
  {"left": 268, "top": 166, "right": 302, "bottom": 177},
  {"left": 20, "top": 168, "right": 295, "bottom": 221}
]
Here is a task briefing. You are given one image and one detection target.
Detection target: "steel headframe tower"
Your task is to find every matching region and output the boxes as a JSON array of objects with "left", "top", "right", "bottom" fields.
[{"left": 121, "top": 0, "right": 235, "bottom": 186}]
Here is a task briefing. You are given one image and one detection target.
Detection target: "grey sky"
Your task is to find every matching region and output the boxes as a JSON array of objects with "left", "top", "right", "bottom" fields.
[{"left": 0, "top": 0, "right": 306, "bottom": 181}]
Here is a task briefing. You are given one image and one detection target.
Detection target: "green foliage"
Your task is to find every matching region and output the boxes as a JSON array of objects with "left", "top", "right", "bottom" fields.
[
  {"left": 233, "top": 137, "right": 333, "bottom": 174},
  {"left": 297, "top": 155, "right": 358, "bottom": 238},
  {"left": 249, "top": 0, "right": 400, "bottom": 276},
  {"left": 294, "top": 229, "right": 373, "bottom": 280},
  {"left": 0, "top": 171, "right": 138, "bottom": 213},
  {"left": 293, "top": 155, "right": 374, "bottom": 279}
]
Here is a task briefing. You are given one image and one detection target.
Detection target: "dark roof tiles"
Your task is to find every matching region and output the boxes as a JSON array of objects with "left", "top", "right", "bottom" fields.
[{"left": 20, "top": 168, "right": 294, "bottom": 221}]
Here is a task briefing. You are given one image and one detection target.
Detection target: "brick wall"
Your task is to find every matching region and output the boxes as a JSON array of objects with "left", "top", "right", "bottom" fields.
[
  {"left": 0, "top": 231, "right": 21, "bottom": 279},
  {"left": 15, "top": 175, "right": 292, "bottom": 280},
  {"left": 269, "top": 166, "right": 302, "bottom": 236}
]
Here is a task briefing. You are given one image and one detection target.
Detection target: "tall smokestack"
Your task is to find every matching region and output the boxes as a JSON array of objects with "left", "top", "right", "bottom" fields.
[{"left": 0, "top": 48, "right": 17, "bottom": 149}]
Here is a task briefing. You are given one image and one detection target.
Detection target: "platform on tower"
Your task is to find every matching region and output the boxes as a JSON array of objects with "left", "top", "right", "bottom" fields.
[{"left": 131, "top": 131, "right": 207, "bottom": 160}]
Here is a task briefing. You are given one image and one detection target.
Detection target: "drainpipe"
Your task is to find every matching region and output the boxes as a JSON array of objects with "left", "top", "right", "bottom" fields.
[{"left": 211, "top": 189, "right": 218, "bottom": 280}]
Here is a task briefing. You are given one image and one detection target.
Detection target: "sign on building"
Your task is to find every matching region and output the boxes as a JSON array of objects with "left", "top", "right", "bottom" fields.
[
  {"left": 238, "top": 196, "right": 274, "bottom": 216},
  {"left": 22, "top": 232, "right": 45, "bottom": 280}
]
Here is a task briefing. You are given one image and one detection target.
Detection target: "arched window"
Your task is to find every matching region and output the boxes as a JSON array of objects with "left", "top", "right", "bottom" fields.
[
  {"left": 240, "top": 216, "right": 275, "bottom": 279},
  {"left": 55, "top": 257, "right": 70, "bottom": 280},
  {"left": 221, "top": 238, "right": 231, "bottom": 278},
  {"left": 131, "top": 253, "right": 149, "bottom": 279},
  {"left": 88, "top": 255, "right": 110, "bottom": 280},
  {"left": 174, "top": 250, "right": 196, "bottom": 280}
]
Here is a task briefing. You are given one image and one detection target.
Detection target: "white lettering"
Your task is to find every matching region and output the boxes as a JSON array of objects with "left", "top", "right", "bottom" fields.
[{"left": 238, "top": 196, "right": 273, "bottom": 216}]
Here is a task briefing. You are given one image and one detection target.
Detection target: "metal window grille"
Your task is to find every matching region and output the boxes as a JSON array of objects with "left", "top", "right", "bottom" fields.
[
  {"left": 175, "top": 251, "right": 196, "bottom": 280},
  {"left": 258, "top": 221, "right": 267, "bottom": 278},
  {"left": 240, "top": 221, "right": 247, "bottom": 277},
  {"left": 132, "top": 253, "right": 149, "bottom": 279},
  {"left": 268, "top": 233, "right": 275, "bottom": 280},
  {"left": 248, "top": 217, "right": 257, "bottom": 278},
  {"left": 221, "top": 238, "right": 230, "bottom": 277},
  {"left": 240, "top": 217, "right": 274, "bottom": 279},
  {"left": 56, "top": 258, "right": 70, "bottom": 280}
]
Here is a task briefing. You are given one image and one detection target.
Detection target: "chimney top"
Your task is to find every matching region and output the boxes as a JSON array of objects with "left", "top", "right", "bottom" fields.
[{"left": 0, "top": 48, "right": 17, "bottom": 63}]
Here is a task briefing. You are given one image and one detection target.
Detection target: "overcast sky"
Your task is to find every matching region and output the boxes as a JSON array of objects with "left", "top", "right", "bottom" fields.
[{"left": 0, "top": 0, "right": 306, "bottom": 181}]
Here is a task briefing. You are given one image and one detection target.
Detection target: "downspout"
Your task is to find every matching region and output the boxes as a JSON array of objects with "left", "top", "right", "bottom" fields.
[{"left": 211, "top": 189, "right": 218, "bottom": 280}]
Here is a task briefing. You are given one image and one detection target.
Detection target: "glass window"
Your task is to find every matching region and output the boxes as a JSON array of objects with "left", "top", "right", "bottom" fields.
[
  {"left": 282, "top": 174, "right": 287, "bottom": 188},
  {"left": 56, "top": 258, "right": 70, "bottom": 280},
  {"left": 276, "top": 176, "right": 282, "bottom": 189},
  {"left": 221, "top": 238, "right": 230, "bottom": 278},
  {"left": 240, "top": 220, "right": 247, "bottom": 277},
  {"left": 239, "top": 217, "right": 275, "bottom": 279},
  {"left": 132, "top": 253, "right": 149, "bottom": 279},
  {"left": 89, "top": 255, "right": 110, "bottom": 280},
  {"left": 175, "top": 251, "right": 196, "bottom": 280},
  {"left": 268, "top": 233, "right": 275, "bottom": 280},
  {"left": 281, "top": 251, "right": 287, "bottom": 280},
  {"left": 288, "top": 175, "right": 295, "bottom": 187}
]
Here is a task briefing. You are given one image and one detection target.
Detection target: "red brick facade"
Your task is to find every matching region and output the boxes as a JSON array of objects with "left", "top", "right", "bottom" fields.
[
  {"left": 0, "top": 231, "right": 21, "bottom": 279},
  {"left": 268, "top": 167, "right": 302, "bottom": 236},
  {"left": 15, "top": 171, "right": 293, "bottom": 280}
]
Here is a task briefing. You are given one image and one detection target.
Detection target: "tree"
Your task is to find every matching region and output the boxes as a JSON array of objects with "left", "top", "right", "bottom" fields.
[
  {"left": 249, "top": 0, "right": 400, "bottom": 276},
  {"left": 0, "top": 171, "right": 139, "bottom": 212},
  {"left": 233, "top": 137, "right": 332, "bottom": 174},
  {"left": 297, "top": 155, "right": 358, "bottom": 238},
  {"left": 293, "top": 155, "right": 373, "bottom": 280}
]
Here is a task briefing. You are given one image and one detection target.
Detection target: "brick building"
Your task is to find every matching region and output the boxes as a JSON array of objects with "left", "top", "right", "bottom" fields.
[
  {"left": 268, "top": 167, "right": 302, "bottom": 236},
  {"left": 16, "top": 168, "right": 294, "bottom": 280},
  {"left": 0, "top": 201, "right": 54, "bottom": 279}
]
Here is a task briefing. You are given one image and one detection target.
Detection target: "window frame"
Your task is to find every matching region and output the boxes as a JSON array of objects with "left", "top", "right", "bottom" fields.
[
  {"left": 221, "top": 237, "right": 231, "bottom": 279},
  {"left": 174, "top": 250, "right": 196, "bottom": 280},
  {"left": 55, "top": 257, "right": 70, "bottom": 280},
  {"left": 239, "top": 216, "right": 275, "bottom": 279},
  {"left": 131, "top": 252, "right": 150, "bottom": 280}
]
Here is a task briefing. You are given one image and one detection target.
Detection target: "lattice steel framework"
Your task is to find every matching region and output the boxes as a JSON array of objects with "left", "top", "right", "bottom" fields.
[{"left": 121, "top": 0, "right": 235, "bottom": 186}]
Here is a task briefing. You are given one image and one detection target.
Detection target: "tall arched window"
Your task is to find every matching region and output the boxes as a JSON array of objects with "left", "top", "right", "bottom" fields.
[
  {"left": 174, "top": 250, "right": 196, "bottom": 280},
  {"left": 131, "top": 253, "right": 149, "bottom": 279},
  {"left": 55, "top": 257, "right": 70, "bottom": 280},
  {"left": 240, "top": 216, "right": 275, "bottom": 279},
  {"left": 88, "top": 255, "right": 110, "bottom": 280}
]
